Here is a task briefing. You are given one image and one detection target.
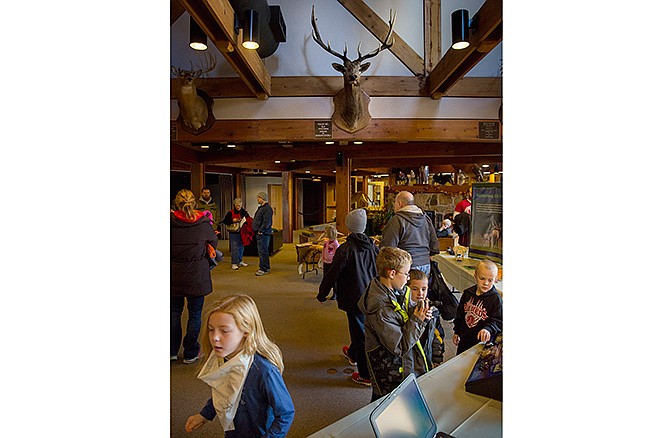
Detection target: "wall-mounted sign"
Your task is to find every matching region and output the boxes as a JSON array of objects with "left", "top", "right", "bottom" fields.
[
  {"left": 315, "top": 121, "right": 332, "bottom": 138},
  {"left": 478, "top": 121, "right": 500, "bottom": 139}
]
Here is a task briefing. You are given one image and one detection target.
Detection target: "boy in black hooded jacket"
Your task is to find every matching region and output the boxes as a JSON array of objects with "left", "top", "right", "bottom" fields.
[{"left": 452, "top": 259, "right": 502, "bottom": 355}]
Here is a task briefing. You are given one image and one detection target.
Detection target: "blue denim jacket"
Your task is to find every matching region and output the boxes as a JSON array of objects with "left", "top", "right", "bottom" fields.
[{"left": 200, "top": 354, "right": 295, "bottom": 438}]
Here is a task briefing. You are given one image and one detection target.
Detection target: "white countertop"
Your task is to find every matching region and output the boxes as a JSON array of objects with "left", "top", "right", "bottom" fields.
[{"left": 306, "top": 344, "right": 501, "bottom": 438}]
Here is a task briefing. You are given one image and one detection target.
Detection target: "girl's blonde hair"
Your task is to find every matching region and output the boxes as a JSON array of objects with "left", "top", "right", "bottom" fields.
[
  {"left": 174, "top": 189, "right": 198, "bottom": 221},
  {"left": 324, "top": 224, "right": 337, "bottom": 240},
  {"left": 199, "top": 294, "right": 285, "bottom": 373}
]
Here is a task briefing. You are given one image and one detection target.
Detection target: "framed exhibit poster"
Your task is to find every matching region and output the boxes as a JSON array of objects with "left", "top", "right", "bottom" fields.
[{"left": 469, "top": 183, "right": 502, "bottom": 263}]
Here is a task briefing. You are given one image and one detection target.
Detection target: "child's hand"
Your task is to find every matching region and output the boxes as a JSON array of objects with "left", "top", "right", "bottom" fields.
[
  {"left": 477, "top": 328, "right": 491, "bottom": 343},
  {"left": 413, "top": 299, "right": 433, "bottom": 321},
  {"left": 452, "top": 334, "right": 460, "bottom": 346},
  {"left": 185, "top": 414, "right": 207, "bottom": 432}
]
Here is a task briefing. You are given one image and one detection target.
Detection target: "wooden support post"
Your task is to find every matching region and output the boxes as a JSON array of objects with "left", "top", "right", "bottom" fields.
[
  {"left": 335, "top": 156, "right": 351, "bottom": 235},
  {"left": 282, "top": 171, "right": 294, "bottom": 243},
  {"left": 362, "top": 176, "right": 369, "bottom": 202},
  {"left": 234, "top": 173, "right": 245, "bottom": 200},
  {"left": 191, "top": 163, "right": 205, "bottom": 196}
]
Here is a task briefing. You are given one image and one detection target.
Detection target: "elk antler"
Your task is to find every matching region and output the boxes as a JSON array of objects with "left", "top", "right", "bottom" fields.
[
  {"left": 355, "top": 10, "right": 396, "bottom": 63},
  {"left": 311, "top": 5, "right": 349, "bottom": 62},
  {"left": 311, "top": 5, "right": 395, "bottom": 64}
]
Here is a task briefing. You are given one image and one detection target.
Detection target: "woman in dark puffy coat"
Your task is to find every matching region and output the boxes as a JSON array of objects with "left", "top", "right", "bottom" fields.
[{"left": 171, "top": 189, "right": 218, "bottom": 364}]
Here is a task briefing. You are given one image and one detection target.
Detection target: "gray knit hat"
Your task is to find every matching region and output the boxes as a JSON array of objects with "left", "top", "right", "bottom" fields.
[
  {"left": 257, "top": 191, "right": 268, "bottom": 202},
  {"left": 345, "top": 208, "right": 367, "bottom": 234}
]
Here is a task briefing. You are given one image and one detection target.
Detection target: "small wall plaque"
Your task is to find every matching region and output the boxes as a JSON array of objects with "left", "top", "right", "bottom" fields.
[
  {"left": 479, "top": 121, "right": 500, "bottom": 139},
  {"left": 170, "top": 122, "right": 178, "bottom": 141},
  {"left": 315, "top": 121, "right": 332, "bottom": 138}
]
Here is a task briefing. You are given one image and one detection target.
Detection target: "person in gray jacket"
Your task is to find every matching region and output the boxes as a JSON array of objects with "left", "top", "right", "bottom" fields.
[
  {"left": 358, "top": 247, "right": 433, "bottom": 402},
  {"left": 380, "top": 191, "right": 440, "bottom": 275}
]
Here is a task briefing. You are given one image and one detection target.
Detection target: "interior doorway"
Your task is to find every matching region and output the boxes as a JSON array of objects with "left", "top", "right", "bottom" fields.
[{"left": 268, "top": 184, "right": 283, "bottom": 230}]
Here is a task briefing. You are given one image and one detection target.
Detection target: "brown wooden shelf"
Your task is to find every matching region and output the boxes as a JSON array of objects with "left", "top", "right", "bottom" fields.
[{"left": 387, "top": 184, "right": 471, "bottom": 194}]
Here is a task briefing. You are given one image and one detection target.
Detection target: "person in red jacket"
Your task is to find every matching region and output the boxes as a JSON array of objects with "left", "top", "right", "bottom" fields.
[
  {"left": 171, "top": 189, "right": 218, "bottom": 364},
  {"left": 221, "top": 198, "right": 252, "bottom": 271}
]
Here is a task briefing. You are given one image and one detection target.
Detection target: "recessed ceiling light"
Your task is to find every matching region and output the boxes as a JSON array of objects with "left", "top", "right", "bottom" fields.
[
  {"left": 353, "top": 141, "right": 363, "bottom": 145},
  {"left": 227, "top": 144, "right": 236, "bottom": 148},
  {"left": 274, "top": 160, "right": 281, "bottom": 163},
  {"left": 325, "top": 141, "right": 335, "bottom": 145},
  {"left": 305, "top": 170, "right": 311, "bottom": 173},
  {"left": 482, "top": 164, "right": 490, "bottom": 168},
  {"left": 200, "top": 145, "right": 209, "bottom": 149}
]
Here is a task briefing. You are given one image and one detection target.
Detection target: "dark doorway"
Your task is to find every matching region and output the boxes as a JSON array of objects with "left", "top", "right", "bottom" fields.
[
  {"left": 301, "top": 180, "right": 324, "bottom": 226},
  {"left": 170, "top": 171, "right": 191, "bottom": 207}
]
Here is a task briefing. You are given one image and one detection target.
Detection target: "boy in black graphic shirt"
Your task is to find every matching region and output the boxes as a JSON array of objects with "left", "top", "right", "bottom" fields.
[{"left": 452, "top": 259, "right": 502, "bottom": 355}]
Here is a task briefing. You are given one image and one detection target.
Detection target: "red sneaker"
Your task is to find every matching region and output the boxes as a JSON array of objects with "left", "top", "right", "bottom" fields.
[
  {"left": 342, "top": 346, "right": 356, "bottom": 366},
  {"left": 351, "top": 372, "right": 372, "bottom": 387}
]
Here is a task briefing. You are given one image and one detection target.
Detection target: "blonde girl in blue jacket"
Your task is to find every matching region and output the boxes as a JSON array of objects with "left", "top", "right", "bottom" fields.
[{"left": 185, "top": 294, "right": 295, "bottom": 437}]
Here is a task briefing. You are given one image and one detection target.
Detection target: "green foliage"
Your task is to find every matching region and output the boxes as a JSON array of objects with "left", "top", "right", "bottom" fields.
[{"left": 366, "top": 207, "right": 394, "bottom": 236}]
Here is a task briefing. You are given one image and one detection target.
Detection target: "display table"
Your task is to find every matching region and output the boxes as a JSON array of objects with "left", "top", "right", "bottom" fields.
[
  {"left": 244, "top": 230, "right": 283, "bottom": 256},
  {"left": 306, "top": 344, "right": 501, "bottom": 438},
  {"left": 433, "top": 253, "right": 502, "bottom": 294}
]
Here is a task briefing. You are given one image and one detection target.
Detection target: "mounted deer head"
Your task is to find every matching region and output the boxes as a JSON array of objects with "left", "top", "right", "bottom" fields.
[
  {"left": 171, "top": 53, "right": 216, "bottom": 134},
  {"left": 311, "top": 5, "right": 395, "bottom": 133}
]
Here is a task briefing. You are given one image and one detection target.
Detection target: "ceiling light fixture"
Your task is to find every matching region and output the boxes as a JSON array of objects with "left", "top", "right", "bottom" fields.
[
  {"left": 189, "top": 16, "right": 208, "bottom": 51},
  {"left": 227, "top": 144, "right": 236, "bottom": 148},
  {"left": 274, "top": 160, "right": 281, "bottom": 163},
  {"left": 325, "top": 141, "right": 335, "bottom": 145},
  {"left": 200, "top": 144, "right": 209, "bottom": 149},
  {"left": 241, "top": 9, "right": 260, "bottom": 50},
  {"left": 353, "top": 141, "right": 363, "bottom": 145},
  {"left": 451, "top": 9, "right": 476, "bottom": 50}
]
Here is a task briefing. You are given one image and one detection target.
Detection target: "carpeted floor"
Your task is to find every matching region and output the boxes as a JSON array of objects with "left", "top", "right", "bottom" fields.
[{"left": 170, "top": 241, "right": 456, "bottom": 437}]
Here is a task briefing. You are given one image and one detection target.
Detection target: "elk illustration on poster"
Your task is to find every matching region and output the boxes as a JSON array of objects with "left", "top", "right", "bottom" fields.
[{"left": 469, "top": 183, "right": 502, "bottom": 264}]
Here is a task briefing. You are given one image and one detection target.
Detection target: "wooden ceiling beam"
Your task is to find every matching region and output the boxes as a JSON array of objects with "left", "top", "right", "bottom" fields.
[
  {"left": 337, "top": 0, "right": 424, "bottom": 76},
  {"left": 353, "top": 156, "right": 502, "bottom": 168},
  {"left": 178, "top": 0, "right": 271, "bottom": 99},
  {"left": 197, "top": 142, "right": 501, "bottom": 165},
  {"left": 427, "top": 0, "right": 502, "bottom": 99},
  {"left": 423, "top": 0, "right": 441, "bottom": 73},
  {"left": 174, "top": 119, "right": 501, "bottom": 143},
  {"left": 169, "top": 76, "right": 501, "bottom": 98},
  {"left": 171, "top": 0, "right": 186, "bottom": 26}
]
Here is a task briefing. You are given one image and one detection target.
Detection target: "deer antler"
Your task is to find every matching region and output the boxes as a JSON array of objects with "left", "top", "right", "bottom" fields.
[
  {"left": 356, "top": 10, "right": 396, "bottom": 63},
  {"left": 171, "top": 52, "right": 217, "bottom": 79},
  {"left": 192, "top": 52, "right": 216, "bottom": 79},
  {"left": 311, "top": 5, "right": 348, "bottom": 62}
]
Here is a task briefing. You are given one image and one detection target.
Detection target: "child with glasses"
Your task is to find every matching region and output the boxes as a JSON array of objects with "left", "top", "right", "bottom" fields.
[{"left": 358, "top": 246, "right": 434, "bottom": 401}]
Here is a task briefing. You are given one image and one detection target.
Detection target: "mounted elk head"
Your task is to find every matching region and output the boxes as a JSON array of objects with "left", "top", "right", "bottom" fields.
[
  {"left": 171, "top": 53, "right": 216, "bottom": 134},
  {"left": 311, "top": 5, "right": 395, "bottom": 133}
]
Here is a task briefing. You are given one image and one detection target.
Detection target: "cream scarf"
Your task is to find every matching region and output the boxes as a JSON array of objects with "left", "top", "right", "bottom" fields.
[{"left": 197, "top": 351, "right": 253, "bottom": 431}]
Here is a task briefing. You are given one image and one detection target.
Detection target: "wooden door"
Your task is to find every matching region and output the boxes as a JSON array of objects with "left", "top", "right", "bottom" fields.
[{"left": 269, "top": 184, "right": 283, "bottom": 230}]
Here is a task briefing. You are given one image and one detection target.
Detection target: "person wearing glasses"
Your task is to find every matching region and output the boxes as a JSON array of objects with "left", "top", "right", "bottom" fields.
[
  {"left": 380, "top": 191, "right": 440, "bottom": 276},
  {"left": 358, "top": 246, "right": 434, "bottom": 402}
]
